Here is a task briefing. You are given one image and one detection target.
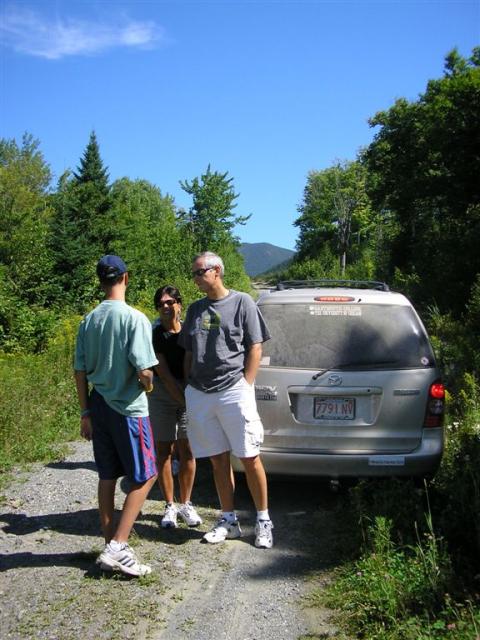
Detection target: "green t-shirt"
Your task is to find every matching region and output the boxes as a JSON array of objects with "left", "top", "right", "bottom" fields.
[{"left": 74, "top": 300, "right": 158, "bottom": 416}]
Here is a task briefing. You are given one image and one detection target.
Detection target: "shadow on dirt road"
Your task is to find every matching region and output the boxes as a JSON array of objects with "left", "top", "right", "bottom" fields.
[{"left": 0, "top": 441, "right": 348, "bottom": 640}]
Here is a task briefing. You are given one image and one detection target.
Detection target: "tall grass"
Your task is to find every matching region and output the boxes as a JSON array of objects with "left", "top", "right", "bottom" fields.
[
  {"left": 315, "top": 394, "right": 480, "bottom": 640},
  {"left": 321, "top": 514, "right": 478, "bottom": 640},
  {"left": 0, "top": 315, "right": 80, "bottom": 484}
]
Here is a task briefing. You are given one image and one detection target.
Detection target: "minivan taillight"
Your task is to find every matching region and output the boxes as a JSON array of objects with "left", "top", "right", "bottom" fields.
[{"left": 424, "top": 381, "right": 445, "bottom": 427}]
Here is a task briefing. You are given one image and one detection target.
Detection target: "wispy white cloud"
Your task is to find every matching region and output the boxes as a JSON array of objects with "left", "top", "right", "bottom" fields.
[{"left": 0, "top": 6, "right": 166, "bottom": 59}]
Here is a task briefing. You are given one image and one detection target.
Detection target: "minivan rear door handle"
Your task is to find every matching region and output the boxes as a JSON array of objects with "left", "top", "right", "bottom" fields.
[{"left": 288, "top": 386, "right": 382, "bottom": 396}]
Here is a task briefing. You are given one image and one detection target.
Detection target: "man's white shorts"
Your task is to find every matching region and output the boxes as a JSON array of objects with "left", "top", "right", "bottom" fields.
[{"left": 185, "top": 377, "right": 264, "bottom": 459}]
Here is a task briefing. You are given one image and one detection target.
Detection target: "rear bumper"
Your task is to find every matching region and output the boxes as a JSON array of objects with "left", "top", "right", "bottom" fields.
[{"left": 232, "top": 428, "right": 444, "bottom": 479}]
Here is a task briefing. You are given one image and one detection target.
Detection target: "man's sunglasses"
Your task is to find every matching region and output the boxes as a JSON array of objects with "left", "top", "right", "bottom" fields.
[{"left": 191, "top": 267, "right": 214, "bottom": 277}]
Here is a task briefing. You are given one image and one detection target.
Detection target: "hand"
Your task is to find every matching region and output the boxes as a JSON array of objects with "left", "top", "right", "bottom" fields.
[{"left": 80, "top": 416, "right": 93, "bottom": 441}]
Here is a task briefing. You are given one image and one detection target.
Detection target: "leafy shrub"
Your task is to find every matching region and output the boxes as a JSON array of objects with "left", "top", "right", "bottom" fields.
[
  {"left": 431, "top": 395, "right": 480, "bottom": 576},
  {"left": 0, "top": 270, "right": 60, "bottom": 353},
  {"left": 279, "top": 255, "right": 339, "bottom": 281},
  {"left": 320, "top": 386, "right": 480, "bottom": 640},
  {"left": 0, "top": 315, "right": 80, "bottom": 482},
  {"left": 426, "top": 276, "right": 480, "bottom": 402},
  {"left": 321, "top": 516, "right": 476, "bottom": 640}
]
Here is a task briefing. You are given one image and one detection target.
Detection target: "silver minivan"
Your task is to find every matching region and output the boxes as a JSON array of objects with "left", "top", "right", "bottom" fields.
[{"left": 236, "top": 280, "right": 445, "bottom": 479}]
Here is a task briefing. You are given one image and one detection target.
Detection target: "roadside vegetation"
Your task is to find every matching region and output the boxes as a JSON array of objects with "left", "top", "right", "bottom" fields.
[
  {"left": 314, "top": 383, "right": 480, "bottom": 640},
  {"left": 1, "top": 47, "right": 479, "bottom": 637}
]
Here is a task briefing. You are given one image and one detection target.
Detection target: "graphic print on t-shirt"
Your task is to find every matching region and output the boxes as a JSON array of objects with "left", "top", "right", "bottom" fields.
[{"left": 201, "top": 310, "right": 221, "bottom": 331}]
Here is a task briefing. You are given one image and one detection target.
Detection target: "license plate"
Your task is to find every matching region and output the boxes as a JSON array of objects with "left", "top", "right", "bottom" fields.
[{"left": 314, "top": 397, "right": 355, "bottom": 420}]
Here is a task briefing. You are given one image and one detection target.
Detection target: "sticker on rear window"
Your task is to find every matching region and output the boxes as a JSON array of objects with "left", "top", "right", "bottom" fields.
[{"left": 309, "top": 305, "right": 362, "bottom": 317}]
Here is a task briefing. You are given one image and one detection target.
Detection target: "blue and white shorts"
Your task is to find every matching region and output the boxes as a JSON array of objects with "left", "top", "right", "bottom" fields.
[{"left": 89, "top": 389, "right": 157, "bottom": 483}]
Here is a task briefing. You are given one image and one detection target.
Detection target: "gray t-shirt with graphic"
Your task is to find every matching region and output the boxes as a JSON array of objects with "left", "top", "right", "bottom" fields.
[{"left": 179, "top": 290, "right": 271, "bottom": 393}]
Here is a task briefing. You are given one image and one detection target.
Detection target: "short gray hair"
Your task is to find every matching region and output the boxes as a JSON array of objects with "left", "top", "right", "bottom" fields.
[{"left": 193, "top": 251, "right": 225, "bottom": 278}]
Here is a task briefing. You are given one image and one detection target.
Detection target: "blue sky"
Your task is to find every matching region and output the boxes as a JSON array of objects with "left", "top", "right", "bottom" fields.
[{"left": 1, "top": 1, "right": 478, "bottom": 250}]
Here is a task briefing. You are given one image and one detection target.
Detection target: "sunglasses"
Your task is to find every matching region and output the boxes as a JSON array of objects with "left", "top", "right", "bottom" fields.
[
  {"left": 191, "top": 267, "right": 214, "bottom": 278},
  {"left": 158, "top": 299, "right": 176, "bottom": 308}
]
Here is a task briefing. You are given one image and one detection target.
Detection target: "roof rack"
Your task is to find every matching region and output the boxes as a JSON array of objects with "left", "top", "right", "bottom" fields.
[{"left": 275, "top": 279, "right": 390, "bottom": 292}]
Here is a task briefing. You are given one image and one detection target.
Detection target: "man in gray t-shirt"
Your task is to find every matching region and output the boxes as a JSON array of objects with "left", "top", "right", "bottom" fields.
[{"left": 180, "top": 251, "right": 274, "bottom": 549}]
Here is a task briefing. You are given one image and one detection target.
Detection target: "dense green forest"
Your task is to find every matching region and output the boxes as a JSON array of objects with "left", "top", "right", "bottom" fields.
[
  {"left": 1, "top": 48, "right": 479, "bottom": 639},
  {"left": 1, "top": 48, "right": 479, "bottom": 360}
]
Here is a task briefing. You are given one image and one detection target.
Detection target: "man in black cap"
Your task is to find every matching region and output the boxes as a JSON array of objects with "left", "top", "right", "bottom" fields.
[{"left": 74, "top": 255, "right": 159, "bottom": 577}]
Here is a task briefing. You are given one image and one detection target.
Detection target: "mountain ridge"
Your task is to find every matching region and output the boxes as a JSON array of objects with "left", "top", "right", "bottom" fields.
[{"left": 239, "top": 242, "right": 295, "bottom": 277}]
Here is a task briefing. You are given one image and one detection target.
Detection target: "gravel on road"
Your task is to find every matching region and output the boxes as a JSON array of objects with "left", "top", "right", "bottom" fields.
[{"left": 0, "top": 440, "right": 346, "bottom": 640}]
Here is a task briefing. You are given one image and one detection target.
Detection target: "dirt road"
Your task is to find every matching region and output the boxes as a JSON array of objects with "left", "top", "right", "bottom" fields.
[{"left": 0, "top": 440, "right": 344, "bottom": 639}]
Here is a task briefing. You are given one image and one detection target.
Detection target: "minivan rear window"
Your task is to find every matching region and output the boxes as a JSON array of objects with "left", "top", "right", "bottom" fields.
[{"left": 259, "top": 303, "right": 435, "bottom": 369}]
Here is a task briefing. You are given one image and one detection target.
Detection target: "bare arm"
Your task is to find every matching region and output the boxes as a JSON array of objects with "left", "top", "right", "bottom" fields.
[
  {"left": 244, "top": 342, "right": 262, "bottom": 385},
  {"left": 74, "top": 369, "right": 92, "bottom": 441},
  {"left": 154, "top": 353, "right": 185, "bottom": 406},
  {"left": 138, "top": 368, "right": 154, "bottom": 392}
]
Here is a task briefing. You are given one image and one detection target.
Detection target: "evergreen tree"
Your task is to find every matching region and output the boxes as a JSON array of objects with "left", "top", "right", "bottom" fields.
[
  {"left": 73, "top": 131, "right": 109, "bottom": 190},
  {"left": 50, "top": 131, "right": 113, "bottom": 309},
  {"left": 72, "top": 130, "right": 112, "bottom": 252}
]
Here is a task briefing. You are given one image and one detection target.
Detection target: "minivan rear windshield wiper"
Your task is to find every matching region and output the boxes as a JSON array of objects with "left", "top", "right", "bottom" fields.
[{"left": 312, "top": 361, "right": 400, "bottom": 378}]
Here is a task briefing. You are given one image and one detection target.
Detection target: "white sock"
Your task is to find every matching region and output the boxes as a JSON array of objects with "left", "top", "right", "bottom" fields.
[
  {"left": 109, "top": 539, "right": 124, "bottom": 551},
  {"left": 222, "top": 511, "right": 237, "bottom": 523},
  {"left": 257, "top": 510, "right": 270, "bottom": 522}
]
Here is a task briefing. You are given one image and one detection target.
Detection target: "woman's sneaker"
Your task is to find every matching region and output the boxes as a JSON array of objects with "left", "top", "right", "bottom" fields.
[
  {"left": 178, "top": 502, "right": 202, "bottom": 527},
  {"left": 161, "top": 502, "right": 178, "bottom": 529},
  {"left": 97, "top": 542, "right": 151, "bottom": 577},
  {"left": 202, "top": 518, "right": 242, "bottom": 544},
  {"left": 254, "top": 519, "right": 274, "bottom": 548}
]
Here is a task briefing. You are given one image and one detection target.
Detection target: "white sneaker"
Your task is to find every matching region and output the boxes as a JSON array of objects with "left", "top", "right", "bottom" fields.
[
  {"left": 203, "top": 518, "right": 242, "bottom": 544},
  {"left": 161, "top": 503, "right": 178, "bottom": 529},
  {"left": 178, "top": 502, "right": 202, "bottom": 527},
  {"left": 255, "top": 519, "right": 274, "bottom": 548},
  {"left": 97, "top": 543, "right": 152, "bottom": 577}
]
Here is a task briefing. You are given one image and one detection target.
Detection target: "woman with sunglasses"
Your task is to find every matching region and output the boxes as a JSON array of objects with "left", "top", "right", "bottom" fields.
[{"left": 148, "top": 285, "right": 202, "bottom": 529}]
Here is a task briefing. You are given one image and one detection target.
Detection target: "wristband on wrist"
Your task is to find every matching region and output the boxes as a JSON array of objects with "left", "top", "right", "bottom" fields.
[{"left": 80, "top": 409, "right": 91, "bottom": 418}]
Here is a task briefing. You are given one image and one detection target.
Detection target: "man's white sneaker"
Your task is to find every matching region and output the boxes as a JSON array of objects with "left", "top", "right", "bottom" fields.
[
  {"left": 178, "top": 502, "right": 202, "bottom": 527},
  {"left": 255, "top": 519, "right": 274, "bottom": 548},
  {"left": 161, "top": 503, "right": 178, "bottom": 529},
  {"left": 202, "top": 518, "right": 242, "bottom": 544},
  {"left": 97, "top": 543, "right": 152, "bottom": 577}
]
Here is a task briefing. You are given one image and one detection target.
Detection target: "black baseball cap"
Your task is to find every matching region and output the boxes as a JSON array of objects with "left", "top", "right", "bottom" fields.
[{"left": 96, "top": 255, "right": 127, "bottom": 281}]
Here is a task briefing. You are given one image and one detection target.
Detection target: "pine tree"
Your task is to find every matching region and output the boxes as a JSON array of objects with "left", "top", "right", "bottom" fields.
[
  {"left": 73, "top": 131, "right": 109, "bottom": 193},
  {"left": 50, "top": 132, "right": 113, "bottom": 309}
]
